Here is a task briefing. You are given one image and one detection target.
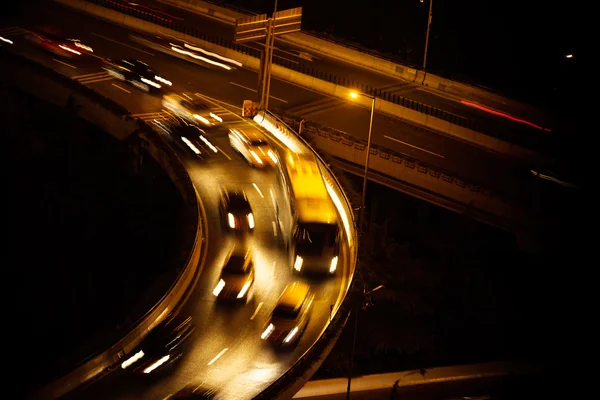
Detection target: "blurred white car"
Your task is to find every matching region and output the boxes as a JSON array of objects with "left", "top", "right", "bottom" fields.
[{"left": 162, "top": 94, "right": 222, "bottom": 127}]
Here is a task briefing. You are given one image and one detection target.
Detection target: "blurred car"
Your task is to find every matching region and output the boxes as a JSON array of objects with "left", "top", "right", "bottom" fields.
[
  {"left": 228, "top": 128, "right": 278, "bottom": 168},
  {"left": 261, "top": 282, "right": 314, "bottom": 347},
  {"left": 213, "top": 246, "right": 255, "bottom": 303},
  {"left": 120, "top": 315, "right": 194, "bottom": 375},
  {"left": 102, "top": 58, "right": 172, "bottom": 93},
  {"left": 219, "top": 188, "right": 254, "bottom": 232},
  {"left": 162, "top": 93, "right": 223, "bottom": 127},
  {"left": 152, "top": 118, "right": 218, "bottom": 159},
  {"left": 26, "top": 25, "right": 94, "bottom": 59}
]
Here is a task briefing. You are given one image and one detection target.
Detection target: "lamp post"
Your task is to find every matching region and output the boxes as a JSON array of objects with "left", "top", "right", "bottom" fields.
[
  {"left": 421, "top": 0, "right": 433, "bottom": 73},
  {"left": 346, "top": 284, "right": 384, "bottom": 400},
  {"left": 349, "top": 91, "right": 375, "bottom": 232}
]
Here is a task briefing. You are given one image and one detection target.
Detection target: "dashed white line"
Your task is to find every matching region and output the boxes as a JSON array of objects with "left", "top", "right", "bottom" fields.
[
  {"left": 112, "top": 83, "right": 131, "bottom": 93},
  {"left": 53, "top": 59, "right": 76, "bottom": 69},
  {"left": 250, "top": 302, "right": 263, "bottom": 320},
  {"left": 207, "top": 348, "right": 229, "bottom": 366},
  {"left": 252, "top": 183, "right": 264, "bottom": 198},
  {"left": 272, "top": 261, "right": 277, "bottom": 276},
  {"left": 215, "top": 145, "right": 232, "bottom": 160},
  {"left": 384, "top": 135, "right": 445, "bottom": 159},
  {"left": 272, "top": 221, "right": 278, "bottom": 237}
]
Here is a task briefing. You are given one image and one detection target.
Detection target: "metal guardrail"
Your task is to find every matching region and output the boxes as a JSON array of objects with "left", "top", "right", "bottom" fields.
[{"left": 81, "top": 0, "right": 547, "bottom": 149}]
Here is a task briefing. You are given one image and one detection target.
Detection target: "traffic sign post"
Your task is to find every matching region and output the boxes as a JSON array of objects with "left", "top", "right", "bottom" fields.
[{"left": 234, "top": 3, "right": 301, "bottom": 110}]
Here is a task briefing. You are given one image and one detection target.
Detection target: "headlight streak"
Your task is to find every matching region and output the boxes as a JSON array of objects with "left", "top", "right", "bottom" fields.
[
  {"left": 183, "top": 42, "right": 242, "bottom": 67},
  {"left": 228, "top": 213, "right": 236, "bottom": 229},
  {"left": 0, "top": 36, "right": 13, "bottom": 45},
  {"left": 209, "top": 112, "right": 223, "bottom": 122},
  {"left": 193, "top": 114, "right": 211, "bottom": 125},
  {"left": 329, "top": 256, "right": 338, "bottom": 273},
  {"left": 154, "top": 75, "right": 172, "bottom": 86},
  {"left": 213, "top": 278, "right": 225, "bottom": 296},
  {"left": 140, "top": 77, "right": 161, "bottom": 88},
  {"left": 58, "top": 44, "right": 81, "bottom": 55},
  {"left": 253, "top": 115, "right": 303, "bottom": 154},
  {"left": 283, "top": 327, "right": 299, "bottom": 343},
  {"left": 250, "top": 150, "right": 263, "bottom": 165},
  {"left": 198, "top": 135, "right": 218, "bottom": 152},
  {"left": 247, "top": 213, "right": 255, "bottom": 229},
  {"left": 70, "top": 41, "right": 93, "bottom": 52},
  {"left": 121, "top": 350, "right": 144, "bottom": 369},
  {"left": 143, "top": 354, "right": 170, "bottom": 374},
  {"left": 294, "top": 256, "right": 303, "bottom": 272},
  {"left": 267, "top": 149, "right": 278, "bottom": 164},
  {"left": 237, "top": 280, "right": 252, "bottom": 299},
  {"left": 170, "top": 45, "right": 233, "bottom": 70},
  {"left": 261, "top": 323, "right": 274, "bottom": 340},
  {"left": 181, "top": 137, "right": 201, "bottom": 154}
]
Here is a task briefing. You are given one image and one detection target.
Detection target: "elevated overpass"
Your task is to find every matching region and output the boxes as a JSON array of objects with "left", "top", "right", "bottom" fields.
[
  {"left": 1, "top": 18, "right": 357, "bottom": 400},
  {"left": 109, "top": 0, "right": 557, "bottom": 149},
  {"left": 66, "top": 0, "right": 561, "bottom": 169}
]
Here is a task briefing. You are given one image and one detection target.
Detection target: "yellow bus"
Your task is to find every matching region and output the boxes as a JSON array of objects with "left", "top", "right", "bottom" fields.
[{"left": 277, "top": 150, "right": 340, "bottom": 275}]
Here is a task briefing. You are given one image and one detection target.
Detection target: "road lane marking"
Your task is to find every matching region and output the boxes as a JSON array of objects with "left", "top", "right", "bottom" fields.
[
  {"left": 80, "top": 77, "right": 113, "bottom": 84},
  {"left": 182, "top": 92, "right": 193, "bottom": 100},
  {"left": 215, "top": 145, "right": 232, "bottom": 160},
  {"left": 384, "top": 135, "right": 445, "bottom": 158},
  {"left": 252, "top": 183, "right": 264, "bottom": 198},
  {"left": 73, "top": 72, "right": 105, "bottom": 79},
  {"left": 112, "top": 83, "right": 131, "bottom": 93},
  {"left": 53, "top": 59, "right": 76, "bottom": 69},
  {"left": 250, "top": 302, "right": 263, "bottom": 320},
  {"left": 91, "top": 32, "right": 155, "bottom": 56},
  {"left": 229, "top": 82, "right": 288, "bottom": 103},
  {"left": 272, "top": 221, "right": 277, "bottom": 237},
  {"left": 207, "top": 348, "right": 229, "bottom": 366}
]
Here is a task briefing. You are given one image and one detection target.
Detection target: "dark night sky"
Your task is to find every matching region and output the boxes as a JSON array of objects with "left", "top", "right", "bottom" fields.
[{"left": 225, "top": 0, "right": 584, "bottom": 109}]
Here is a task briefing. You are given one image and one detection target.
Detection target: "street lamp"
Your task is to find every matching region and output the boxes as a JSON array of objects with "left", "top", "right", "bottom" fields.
[
  {"left": 421, "top": 0, "right": 433, "bottom": 73},
  {"left": 346, "top": 284, "right": 384, "bottom": 400},
  {"left": 348, "top": 90, "right": 375, "bottom": 232}
]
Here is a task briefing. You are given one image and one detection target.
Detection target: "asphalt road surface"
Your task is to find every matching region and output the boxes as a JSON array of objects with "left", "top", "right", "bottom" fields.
[
  {"left": 2, "top": 1, "right": 541, "bottom": 203},
  {"left": 140, "top": 0, "right": 553, "bottom": 139},
  {"left": 2, "top": 11, "right": 354, "bottom": 400}
]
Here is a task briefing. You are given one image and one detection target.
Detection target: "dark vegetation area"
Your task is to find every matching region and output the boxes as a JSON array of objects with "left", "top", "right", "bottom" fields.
[
  {"left": 312, "top": 170, "right": 582, "bottom": 380},
  {"left": 3, "top": 86, "right": 190, "bottom": 390}
]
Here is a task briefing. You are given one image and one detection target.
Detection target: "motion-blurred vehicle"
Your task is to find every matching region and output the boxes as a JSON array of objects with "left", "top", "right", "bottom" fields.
[
  {"left": 277, "top": 150, "right": 340, "bottom": 276},
  {"left": 26, "top": 25, "right": 94, "bottom": 59},
  {"left": 212, "top": 246, "right": 255, "bottom": 303},
  {"left": 162, "top": 93, "right": 223, "bottom": 127},
  {"left": 120, "top": 315, "right": 194, "bottom": 375},
  {"left": 152, "top": 117, "right": 218, "bottom": 159},
  {"left": 261, "top": 282, "right": 314, "bottom": 347},
  {"left": 103, "top": 58, "right": 171, "bottom": 93},
  {"left": 219, "top": 188, "right": 254, "bottom": 232},
  {"left": 228, "top": 128, "right": 278, "bottom": 168}
]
